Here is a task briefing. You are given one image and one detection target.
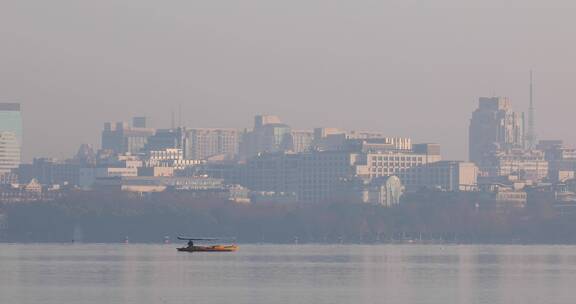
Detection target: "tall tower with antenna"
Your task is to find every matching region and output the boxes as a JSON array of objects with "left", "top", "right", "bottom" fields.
[{"left": 526, "top": 70, "right": 536, "bottom": 150}]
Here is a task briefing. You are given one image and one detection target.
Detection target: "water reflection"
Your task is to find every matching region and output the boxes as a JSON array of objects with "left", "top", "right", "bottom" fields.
[{"left": 0, "top": 244, "right": 575, "bottom": 304}]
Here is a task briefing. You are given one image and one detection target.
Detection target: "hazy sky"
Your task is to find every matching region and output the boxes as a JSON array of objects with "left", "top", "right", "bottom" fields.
[{"left": 2, "top": 0, "right": 576, "bottom": 161}]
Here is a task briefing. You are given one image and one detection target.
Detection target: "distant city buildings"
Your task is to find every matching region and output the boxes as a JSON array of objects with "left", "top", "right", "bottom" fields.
[
  {"left": 480, "top": 148, "right": 548, "bottom": 182},
  {"left": 239, "top": 115, "right": 292, "bottom": 159},
  {"left": 538, "top": 140, "right": 576, "bottom": 182},
  {"left": 312, "top": 127, "right": 412, "bottom": 152},
  {"left": 185, "top": 128, "right": 239, "bottom": 161},
  {"left": 469, "top": 97, "right": 524, "bottom": 165},
  {"left": 101, "top": 120, "right": 155, "bottom": 154},
  {"left": 338, "top": 176, "right": 404, "bottom": 207},
  {"left": 7, "top": 92, "right": 576, "bottom": 208},
  {"left": 468, "top": 97, "right": 551, "bottom": 187},
  {"left": 236, "top": 139, "right": 467, "bottom": 204},
  {"left": 144, "top": 128, "right": 185, "bottom": 153},
  {"left": 0, "top": 103, "right": 22, "bottom": 178},
  {"left": 290, "top": 130, "right": 314, "bottom": 153},
  {"left": 0, "top": 132, "right": 20, "bottom": 178},
  {"left": 17, "top": 158, "right": 80, "bottom": 186}
]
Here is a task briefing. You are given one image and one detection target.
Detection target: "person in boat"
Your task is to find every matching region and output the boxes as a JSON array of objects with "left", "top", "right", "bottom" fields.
[{"left": 187, "top": 240, "right": 194, "bottom": 248}]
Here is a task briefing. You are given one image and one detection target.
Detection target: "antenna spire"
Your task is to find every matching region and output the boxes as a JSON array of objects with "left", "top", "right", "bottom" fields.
[
  {"left": 178, "top": 104, "right": 182, "bottom": 128},
  {"left": 171, "top": 107, "right": 175, "bottom": 129},
  {"left": 526, "top": 70, "right": 536, "bottom": 149}
]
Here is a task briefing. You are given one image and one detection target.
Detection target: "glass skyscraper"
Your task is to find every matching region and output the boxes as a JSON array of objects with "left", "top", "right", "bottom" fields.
[{"left": 0, "top": 103, "right": 22, "bottom": 176}]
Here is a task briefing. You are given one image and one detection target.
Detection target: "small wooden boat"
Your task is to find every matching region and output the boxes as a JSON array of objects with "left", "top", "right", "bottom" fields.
[
  {"left": 177, "top": 245, "right": 239, "bottom": 252},
  {"left": 176, "top": 236, "right": 238, "bottom": 253}
]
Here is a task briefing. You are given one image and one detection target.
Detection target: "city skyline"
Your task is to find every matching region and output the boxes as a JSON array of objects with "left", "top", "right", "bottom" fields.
[{"left": 0, "top": 87, "right": 564, "bottom": 162}]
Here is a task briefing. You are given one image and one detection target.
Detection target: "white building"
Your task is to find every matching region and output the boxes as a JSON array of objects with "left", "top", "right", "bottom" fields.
[
  {"left": 355, "top": 144, "right": 442, "bottom": 187},
  {"left": 350, "top": 176, "right": 404, "bottom": 207},
  {"left": 481, "top": 149, "right": 548, "bottom": 182},
  {"left": 146, "top": 148, "right": 203, "bottom": 169}
]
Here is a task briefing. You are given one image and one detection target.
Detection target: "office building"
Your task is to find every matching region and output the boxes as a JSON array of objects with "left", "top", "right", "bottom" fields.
[
  {"left": 239, "top": 115, "right": 292, "bottom": 159},
  {"left": 0, "top": 103, "right": 22, "bottom": 177},
  {"left": 404, "top": 161, "right": 478, "bottom": 192},
  {"left": 537, "top": 140, "right": 576, "bottom": 182},
  {"left": 242, "top": 151, "right": 359, "bottom": 203},
  {"left": 244, "top": 152, "right": 300, "bottom": 195},
  {"left": 481, "top": 148, "right": 548, "bottom": 182},
  {"left": 185, "top": 128, "right": 239, "bottom": 160},
  {"left": 291, "top": 130, "right": 314, "bottom": 153},
  {"left": 145, "top": 148, "right": 203, "bottom": 170},
  {"left": 241, "top": 141, "right": 449, "bottom": 203},
  {"left": 312, "top": 127, "right": 411, "bottom": 152},
  {"left": 469, "top": 97, "right": 524, "bottom": 164},
  {"left": 144, "top": 128, "right": 185, "bottom": 153},
  {"left": 132, "top": 116, "right": 149, "bottom": 128},
  {"left": 17, "top": 158, "right": 80, "bottom": 186},
  {"left": 0, "top": 132, "right": 20, "bottom": 177},
  {"left": 297, "top": 151, "right": 359, "bottom": 203},
  {"left": 355, "top": 143, "right": 442, "bottom": 181},
  {"left": 79, "top": 167, "right": 139, "bottom": 189},
  {"left": 0, "top": 103, "right": 22, "bottom": 144},
  {"left": 101, "top": 119, "right": 155, "bottom": 154}
]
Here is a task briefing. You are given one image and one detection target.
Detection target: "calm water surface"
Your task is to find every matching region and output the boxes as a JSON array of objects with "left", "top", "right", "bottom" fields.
[{"left": 1, "top": 244, "right": 575, "bottom": 304}]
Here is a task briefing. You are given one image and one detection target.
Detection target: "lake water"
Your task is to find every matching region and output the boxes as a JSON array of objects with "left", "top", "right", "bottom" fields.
[{"left": 1, "top": 244, "right": 575, "bottom": 304}]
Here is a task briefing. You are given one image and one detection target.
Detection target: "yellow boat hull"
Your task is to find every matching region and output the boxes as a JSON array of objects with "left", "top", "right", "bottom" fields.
[{"left": 177, "top": 245, "right": 239, "bottom": 252}]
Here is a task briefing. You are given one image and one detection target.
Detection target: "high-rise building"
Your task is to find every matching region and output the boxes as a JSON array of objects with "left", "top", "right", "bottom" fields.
[
  {"left": 0, "top": 103, "right": 22, "bottom": 177},
  {"left": 144, "top": 128, "right": 185, "bottom": 152},
  {"left": 101, "top": 119, "right": 155, "bottom": 154},
  {"left": 0, "top": 132, "right": 21, "bottom": 177},
  {"left": 132, "top": 116, "right": 149, "bottom": 128},
  {"left": 185, "top": 128, "right": 240, "bottom": 160},
  {"left": 291, "top": 130, "right": 314, "bottom": 153},
  {"left": 469, "top": 97, "right": 524, "bottom": 164},
  {"left": 239, "top": 115, "right": 292, "bottom": 159}
]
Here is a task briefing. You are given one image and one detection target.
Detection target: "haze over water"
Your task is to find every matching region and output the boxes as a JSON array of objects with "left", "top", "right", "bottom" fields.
[{"left": 1, "top": 244, "right": 575, "bottom": 304}]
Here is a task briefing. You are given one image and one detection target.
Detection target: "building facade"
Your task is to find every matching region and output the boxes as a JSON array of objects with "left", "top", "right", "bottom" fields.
[
  {"left": 0, "top": 103, "right": 22, "bottom": 178},
  {"left": 239, "top": 115, "right": 293, "bottom": 159},
  {"left": 469, "top": 97, "right": 524, "bottom": 165},
  {"left": 291, "top": 130, "right": 314, "bottom": 153},
  {"left": 185, "top": 128, "right": 239, "bottom": 160},
  {"left": 101, "top": 120, "right": 155, "bottom": 154},
  {"left": 404, "top": 161, "right": 478, "bottom": 192},
  {"left": 355, "top": 144, "right": 442, "bottom": 186},
  {"left": 0, "top": 132, "right": 20, "bottom": 177},
  {"left": 481, "top": 149, "right": 548, "bottom": 182},
  {"left": 17, "top": 158, "right": 80, "bottom": 186},
  {"left": 538, "top": 140, "right": 576, "bottom": 182},
  {"left": 144, "top": 128, "right": 185, "bottom": 153},
  {"left": 339, "top": 176, "right": 404, "bottom": 207}
]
